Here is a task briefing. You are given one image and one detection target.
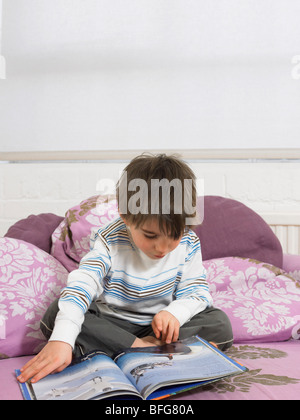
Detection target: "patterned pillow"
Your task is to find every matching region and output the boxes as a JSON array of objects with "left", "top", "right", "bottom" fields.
[
  {"left": 0, "top": 238, "right": 69, "bottom": 359},
  {"left": 204, "top": 257, "right": 300, "bottom": 343},
  {"left": 51, "top": 195, "right": 119, "bottom": 271}
]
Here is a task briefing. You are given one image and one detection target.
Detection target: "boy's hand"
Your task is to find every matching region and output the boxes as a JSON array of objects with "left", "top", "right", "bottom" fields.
[
  {"left": 17, "top": 341, "right": 72, "bottom": 384},
  {"left": 152, "top": 311, "right": 180, "bottom": 344}
]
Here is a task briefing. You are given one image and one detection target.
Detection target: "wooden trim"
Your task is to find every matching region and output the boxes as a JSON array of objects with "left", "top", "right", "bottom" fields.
[{"left": 1, "top": 148, "right": 300, "bottom": 162}]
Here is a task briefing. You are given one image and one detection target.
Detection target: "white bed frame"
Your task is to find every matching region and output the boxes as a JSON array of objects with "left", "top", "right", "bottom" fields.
[
  {"left": 262, "top": 213, "right": 300, "bottom": 255},
  {"left": 1, "top": 149, "right": 299, "bottom": 255}
]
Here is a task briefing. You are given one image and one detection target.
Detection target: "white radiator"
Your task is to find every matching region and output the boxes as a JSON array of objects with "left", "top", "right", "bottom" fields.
[{"left": 262, "top": 213, "right": 300, "bottom": 255}]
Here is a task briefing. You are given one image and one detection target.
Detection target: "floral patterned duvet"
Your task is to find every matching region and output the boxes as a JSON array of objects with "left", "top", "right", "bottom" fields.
[{"left": 173, "top": 340, "right": 300, "bottom": 400}]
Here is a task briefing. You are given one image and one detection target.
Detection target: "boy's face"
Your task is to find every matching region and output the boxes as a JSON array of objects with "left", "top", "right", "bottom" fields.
[{"left": 124, "top": 218, "right": 182, "bottom": 260}]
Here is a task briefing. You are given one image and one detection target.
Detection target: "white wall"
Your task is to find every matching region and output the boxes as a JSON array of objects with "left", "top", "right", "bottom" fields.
[
  {"left": 1, "top": 0, "right": 300, "bottom": 152},
  {"left": 1, "top": 2, "right": 300, "bottom": 250},
  {"left": 1, "top": 160, "right": 300, "bottom": 238},
  {"left": 0, "top": 0, "right": 6, "bottom": 79}
]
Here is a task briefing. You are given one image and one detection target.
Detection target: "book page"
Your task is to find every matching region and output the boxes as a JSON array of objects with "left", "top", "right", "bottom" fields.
[
  {"left": 115, "top": 336, "right": 246, "bottom": 399},
  {"left": 19, "top": 352, "right": 140, "bottom": 400}
]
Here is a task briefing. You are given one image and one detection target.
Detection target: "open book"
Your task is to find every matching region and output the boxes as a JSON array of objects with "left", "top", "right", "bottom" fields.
[{"left": 16, "top": 336, "right": 247, "bottom": 400}]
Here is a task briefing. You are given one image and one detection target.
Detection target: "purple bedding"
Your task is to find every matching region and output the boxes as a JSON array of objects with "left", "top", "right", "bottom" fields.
[
  {"left": 0, "top": 356, "right": 32, "bottom": 400},
  {"left": 1, "top": 341, "right": 299, "bottom": 400},
  {"left": 1, "top": 196, "right": 299, "bottom": 400}
]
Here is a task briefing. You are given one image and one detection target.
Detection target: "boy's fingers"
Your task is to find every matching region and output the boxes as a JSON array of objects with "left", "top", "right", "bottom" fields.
[
  {"left": 165, "top": 321, "right": 175, "bottom": 344},
  {"left": 161, "top": 319, "right": 170, "bottom": 343},
  {"left": 164, "top": 319, "right": 180, "bottom": 344},
  {"left": 17, "top": 341, "right": 72, "bottom": 384},
  {"left": 19, "top": 358, "right": 65, "bottom": 384},
  {"left": 174, "top": 326, "right": 179, "bottom": 342},
  {"left": 18, "top": 358, "right": 49, "bottom": 383},
  {"left": 152, "top": 317, "right": 162, "bottom": 339},
  {"left": 154, "top": 329, "right": 161, "bottom": 339},
  {"left": 172, "top": 325, "right": 179, "bottom": 343},
  {"left": 20, "top": 354, "right": 39, "bottom": 372},
  {"left": 152, "top": 312, "right": 180, "bottom": 343},
  {"left": 31, "top": 362, "right": 61, "bottom": 384},
  {"left": 18, "top": 353, "right": 57, "bottom": 382}
]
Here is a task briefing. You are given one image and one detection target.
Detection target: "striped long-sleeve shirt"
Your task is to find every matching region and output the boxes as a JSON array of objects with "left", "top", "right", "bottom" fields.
[{"left": 50, "top": 217, "right": 213, "bottom": 348}]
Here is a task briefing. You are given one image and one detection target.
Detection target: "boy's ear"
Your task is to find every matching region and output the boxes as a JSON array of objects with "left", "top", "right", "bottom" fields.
[{"left": 119, "top": 212, "right": 128, "bottom": 226}]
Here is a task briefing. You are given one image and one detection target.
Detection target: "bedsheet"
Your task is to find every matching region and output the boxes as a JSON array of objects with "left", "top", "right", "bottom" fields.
[
  {"left": 172, "top": 340, "right": 300, "bottom": 400},
  {"left": 0, "top": 355, "right": 32, "bottom": 400},
  {"left": 1, "top": 341, "right": 299, "bottom": 400}
]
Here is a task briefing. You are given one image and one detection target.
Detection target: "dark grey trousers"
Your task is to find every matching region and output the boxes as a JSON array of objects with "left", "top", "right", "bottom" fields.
[{"left": 40, "top": 299, "right": 233, "bottom": 358}]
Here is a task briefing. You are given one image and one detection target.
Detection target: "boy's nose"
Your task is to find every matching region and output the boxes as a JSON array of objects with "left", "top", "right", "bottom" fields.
[{"left": 155, "top": 240, "right": 169, "bottom": 255}]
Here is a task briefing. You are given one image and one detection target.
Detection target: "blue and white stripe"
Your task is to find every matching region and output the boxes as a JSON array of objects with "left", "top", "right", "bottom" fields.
[{"left": 59, "top": 217, "right": 212, "bottom": 326}]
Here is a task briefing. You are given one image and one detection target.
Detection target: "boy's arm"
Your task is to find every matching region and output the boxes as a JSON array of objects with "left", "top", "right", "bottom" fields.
[
  {"left": 163, "top": 234, "right": 212, "bottom": 326},
  {"left": 18, "top": 238, "right": 111, "bottom": 384},
  {"left": 48, "top": 269, "right": 102, "bottom": 348},
  {"left": 49, "top": 243, "right": 111, "bottom": 348}
]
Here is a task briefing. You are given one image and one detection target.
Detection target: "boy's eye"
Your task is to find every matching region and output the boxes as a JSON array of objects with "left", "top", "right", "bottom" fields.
[{"left": 144, "top": 234, "right": 157, "bottom": 239}]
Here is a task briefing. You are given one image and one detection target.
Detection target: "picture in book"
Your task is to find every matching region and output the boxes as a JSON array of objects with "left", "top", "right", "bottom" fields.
[{"left": 16, "top": 336, "right": 247, "bottom": 400}]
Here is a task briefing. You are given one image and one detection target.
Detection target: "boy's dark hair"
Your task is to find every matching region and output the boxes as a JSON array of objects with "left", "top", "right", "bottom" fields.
[{"left": 116, "top": 154, "right": 197, "bottom": 239}]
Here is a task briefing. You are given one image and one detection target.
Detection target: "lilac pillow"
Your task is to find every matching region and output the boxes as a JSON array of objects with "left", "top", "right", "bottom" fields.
[
  {"left": 51, "top": 195, "right": 119, "bottom": 271},
  {"left": 194, "top": 196, "right": 283, "bottom": 268},
  {"left": 204, "top": 257, "right": 300, "bottom": 342},
  {"left": 5, "top": 213, "right": 64, "bottom": 254},
  {"left": 0, "top": 237, "right": 69, "bottom": 358}
]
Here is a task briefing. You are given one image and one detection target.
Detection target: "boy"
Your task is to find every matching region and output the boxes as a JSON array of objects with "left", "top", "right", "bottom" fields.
[{"left": 18, "top": 154, "right": 233, "bottom": 384}]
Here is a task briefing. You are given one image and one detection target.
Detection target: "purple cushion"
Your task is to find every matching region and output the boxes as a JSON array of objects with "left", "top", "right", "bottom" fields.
[
  {"left": 204, "top": 256, "right": 300, "bottom": 342},
  {"left": 5, "top": 213, "right": 64, "bottom": 254},
  {"left": 194, "top": 196, "right": 283, "bottom": 268},
  {"left": 0, "top": 237, "right": 69, "bottom": 358}
]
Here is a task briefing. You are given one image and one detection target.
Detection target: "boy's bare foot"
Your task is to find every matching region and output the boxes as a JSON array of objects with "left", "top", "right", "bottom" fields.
[{"left": 131, "top": 336, "right": 163, "bottom": 348}]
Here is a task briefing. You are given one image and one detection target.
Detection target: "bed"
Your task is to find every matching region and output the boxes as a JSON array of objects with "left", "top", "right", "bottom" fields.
[{"left": 1, "top": 195, "right": 299, "bottom": 400}]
